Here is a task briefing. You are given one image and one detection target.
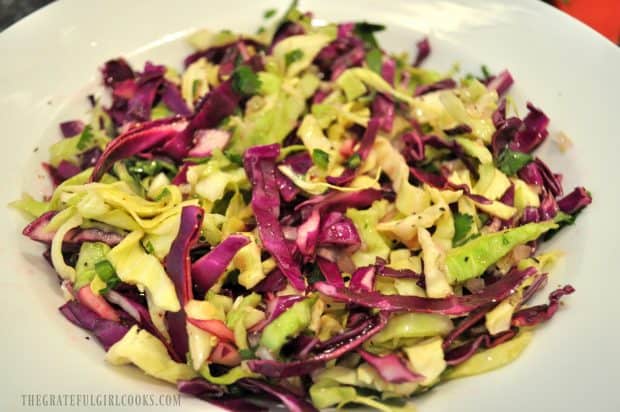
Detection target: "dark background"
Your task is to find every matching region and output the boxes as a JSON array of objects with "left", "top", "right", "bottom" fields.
[
  {"left": 0, "top": 0, "right": 54, "bottom": 31},
  {"left": 1, "top": 0, "right": 618, "bottom": 44}
]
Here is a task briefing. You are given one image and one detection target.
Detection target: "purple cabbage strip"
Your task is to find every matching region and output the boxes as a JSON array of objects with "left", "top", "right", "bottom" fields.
[
  {"left": 295, "top": 188, "right": 383, "bottom": 213},
  {"left": 317, "top": 212, "right": 361, "bottom": 248},
  {"left": 401, "top": 130, "right": 425, "bottom": 162},
  {"left": 184, "top": 40, "right": 236, "bottom": 68},
  {"left": 164, "top": 205, "right": 204, "bottom": 362},
  {"left": 102, "top": 58, "right": 135, "bottom": 87},
  {"left": 487, "top": 70, "right": 514, "bottom": 96},
  {"left": 381, "top": 58, "right": 396, "bottom": 85},
  {"left": 162, "top": 79, "right": 240, "bottom": 160},
  {"left": 294, "top": 335, "right": 321, "bottom": 359},
  {"left": 271, "top": 22, "right": 306, "bottom": 50},
  {"left": 59, "top": 300, "right": 100, "bottom": 330},
  {"left": 59, "top": 120, "right": 85, "bottom": 138},
  {"left": 172, "top": 164, "right": 189, "bottom": 185},
  {"left": 249, "top": 295, "right": 305, "bottom": 333},
  {"left": 248, "top": 312, "right": 388, "bottom": 378},
  {"left": 312, "top": 88, "right": 330, "bottom": 104},
  {"left": 509, "top": 102, "right": 550, "bottom": 154},
  {"left": 43, "top": 161, "right": 81, "bottom": 186},
  {"left": 80, "top": 148, "right": 102, "bottom": 170},
  {"left": 533, "top": 158, "right": 563, "bottom": 197},
  {"left": 409, "top": 166, "right": 492, "bottom": 205},
  {"left": 413, "top": 37, "right": 430, "bottom": 67},
  {"left": 539, "top": 191, "right": 559, "bottom": 221},
  {"left": 58, "top": 300, "right": 129, "bottom": 351},
  {"left": 239, "top": 379, "right": 318, "bottom": 412},
  {"left": 337, "top": 22, "right": 355, "bottom": 38},
  {"left": 372, "top": 94, "right": 395, "bottom": 133},
  {"left": 253, "top": 269, "right": 288, "bottom": 294},
  {"left": 500, "top": 183, "right": 515, "bottom": 206},
  {"left": 357, "top": 117, "right": 381, "bottom": 161},
  {"left": 414, "top": 79, "right": 456, "bottom": 96},
  {"left": 316, "top": 257, "right": 345, "bottom": 287},
  {"left": 296, "top": 208, "right": 321, "bottom": 256},
  {"left": 177, "top": 377, "right": 225, "bottom": 398},
  {"left": 444, "top": 328, "right": 518, "bottom": 366},
  {"left": 330, "top": 44, "right": 365, "bottom": 80},
  {"left": 375, "top": 257, "right": 421, "bottom": 279},
  {"left": 512, "top": 285, "right": 575, "bottom": 327},
  {"left": 244, "top": 144, "right": 305, "bottom": 291},
  {"left": 442, "top": 304, "right": 494, "bottom": 350},
  {"left": 192, "top": 235, "right": 250, "bottom": 294},
  {"left": 491, "top": 117, "right": 522, "bottom": 157},
  {"left": 358, "top": 349, "right": 424, "bottom": 383},
  {"left": 518, "top": 161, "right": 544, "bottom": 188},
  {"left": 314, "top": 313, "right": 371, "bottom": 352},
  {"left": 557, "top": 187, "right": 592, "bottom": 214},
  {"left": 520, "top": 274, "right": 549, "bottom": 306},
  {"left": 350, "top": 266, "right": 376, "bottom": 292},
  {"left": 106, "top": 290, "right": 181, "bottom": 361},
  {"left": 443, "top": 124, "right": 472, "bottom": 136},
  {"left": 126, "top": 62, "right": 166, "bottom": 121},
  {"left": 218, "top": 43, "right": 244, "bottom": 78},
  {"left": 161, "top": 81, "right": 192, "bottom": 117},
  {"left": 23, "top": 211, "right": 124, "bottom": 248},
  {"left": 492, "top": 99, "right": 507, "bottom": 128},
  {"left": 325, "top": 168, "right": 357, "bottom": 186},
  {"left": 314, "top": 267, "right": 536, "bottom": 315},
  {"left": 277, "top": 170, "right": 300, "bottom": 202},
  {"left": 282, "top": 151, "right": 313, "bottom": 174},
  {"left": 90, "top": 118, "right": 187, "bottom": 182},
  {"left": 92, "top": 320, "right": 131, "bottom": 351}
]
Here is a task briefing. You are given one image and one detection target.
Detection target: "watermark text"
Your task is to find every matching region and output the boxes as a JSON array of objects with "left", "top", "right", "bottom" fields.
[{"left": 20, "top": 393, "right": 182, "bottom": 408}]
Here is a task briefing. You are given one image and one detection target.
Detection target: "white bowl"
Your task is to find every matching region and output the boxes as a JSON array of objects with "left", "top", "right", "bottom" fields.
[{"left": 1, "top": 0, "right": 619, "bottom": 411}]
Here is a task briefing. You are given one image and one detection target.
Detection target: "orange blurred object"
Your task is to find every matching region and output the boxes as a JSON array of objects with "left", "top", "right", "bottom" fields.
[{"left": 555, "top": 0, "right": 620, "bottom": 44}]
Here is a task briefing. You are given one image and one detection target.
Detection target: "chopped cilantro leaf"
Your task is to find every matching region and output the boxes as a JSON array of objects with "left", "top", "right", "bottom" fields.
[
  {"left": 366, "top": 48, "right": 382, "bottom": 74},
  {"left": 143, "top": 241, "right": 155, "bottom": 254},
  {"left": 453, "top": 212, "right": 473, "bottom": 246},
  {"left": 127, "top": 159, "right": 178, "bottom": 178},
  {"left": 312, "top": 149, "right": 330, "bottom": 170},
  {"left": 353, "top": 22, "right": 385, "bottom": 48},
  {"left": 224, "top": 150, "right": 244, "bottom": 167},
  {"left": 481, "top": 65, "right": 492, "bottom": 80},
  {"left": 155, "top": 188, "right": 171, "bottom": 201},
  {"left": 420, "top": 123, "right": 434, "bottom": 134},
  {"left": 307, "top": 264, "right": 326, "bottom": 285},
  {"left": 497, "top": 148, "right": 533, "bottom": 176},
  {"left": 264, "top": 8, "right": 277, "bottom": 19},
  {"left": 477, "top": 212, "right": 490, "bottom": 227},
  {"left": 191, "top": 79, "right": 201, "bottom": 99},
  {"left": 231, "top": 65, "right": 261, "bottom": 96},
  {"left": 94, "top": 260, "right": 121, "bottom": 293},
  {"left": 76, "top": 125, "right": 94, "bottom": 150},
  {"left": 346, "top": 153, "right": 361, "bottom": 169},
  {"left": 544, "top": 210, "right": 582, "bottom": 241},
  {"left": 183, "top": 156, "right": 212, "bottom": 165},
  {"left": 284, "top": 48, "right": 304, "bottom": 67},
  {"left": 239, "top": 348, "right": 256, "bottom": 360}
]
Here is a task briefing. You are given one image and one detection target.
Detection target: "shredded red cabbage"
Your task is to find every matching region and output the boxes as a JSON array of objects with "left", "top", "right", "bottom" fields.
[{"left": 191, "top": 234, "right": 250, "bottom": 294}]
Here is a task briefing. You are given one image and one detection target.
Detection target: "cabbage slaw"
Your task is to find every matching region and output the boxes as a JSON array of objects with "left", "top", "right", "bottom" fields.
[{"left": 11, "top": 2, "right": 592, "bottom": 411}]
